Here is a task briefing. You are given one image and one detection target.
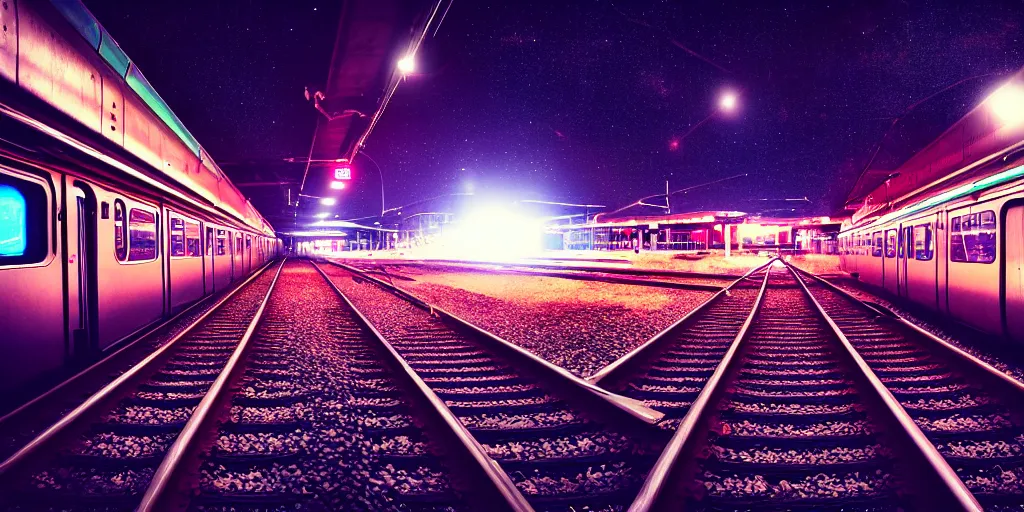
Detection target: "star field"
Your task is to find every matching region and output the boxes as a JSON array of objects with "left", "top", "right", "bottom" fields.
[{"left": 84, "top": 0, "right": 1022, "bottom": 220}]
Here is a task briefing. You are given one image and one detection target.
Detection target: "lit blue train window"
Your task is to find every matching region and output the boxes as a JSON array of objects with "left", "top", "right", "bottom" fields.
[
  {"left": 0, "top": 174, "right": 49, "bottom": 266},
  {"left": 0, "top": 185, "right": 27, "bottom": 256}
]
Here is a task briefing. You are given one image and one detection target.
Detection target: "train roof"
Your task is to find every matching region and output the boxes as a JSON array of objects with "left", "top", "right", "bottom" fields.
[
  {"left": 846, "top": 68, "right": 1024, "bottom": 225},
  {"left": 36, "top": 0, "right": 274, "bottom": 235}
]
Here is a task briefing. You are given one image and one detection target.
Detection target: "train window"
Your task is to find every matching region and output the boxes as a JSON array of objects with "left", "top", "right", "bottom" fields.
[
  {"left": 871, "top": 231, "right": 882, "bottom": 257},
  {"left": 950, "top": 211, "right": 995, "bottom": 263},
  {"left": 114, "top": 200, "right": 128, "bottom": 261},
  {"left": 236, "top": 235, "right": 243, "bottom": 254},
  {"left": 170, "top": 217, "right": 186, "bottom": 257},
  {"left": 884, "top": 229, "right": 897, "bottom": 258},
  {"left": 216, "top": 229, "right": 227, "bottom": 256},
  {"left": 127, "top": 209, "right": 158, "bottom": 261},
  {"left": 185, "top": 221, "right": 201, "bottom": 257},
  {"left": 0, "top": 175, "right": 48, "bottom": 266},
  {"left": 246, "top": 235, "right": 251, "bottom": 250},
  {"left": 914, "top": 224, "right": 933, "bottom": 260},
  {"left": 206, "top": 227, "right": 214, "bottom": 256}
]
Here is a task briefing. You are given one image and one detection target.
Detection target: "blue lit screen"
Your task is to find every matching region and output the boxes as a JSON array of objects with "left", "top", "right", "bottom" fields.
[{"left": 0, "top": 184, "right": 27, "bottom": 257}]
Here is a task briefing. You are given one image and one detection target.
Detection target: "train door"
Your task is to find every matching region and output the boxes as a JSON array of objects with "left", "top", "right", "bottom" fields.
[
  {"left": 70, "top": 182, "right": 99, "bottom": 357},
  {"left": 1003, "top": 203, "right": 1024, "bottom": 340},
  {"left": 899, "top": 225, "right": 912, "bottom": 297},
  {"left": 246, "top": 235, "right": 252, "bottom": 273},
  {"left": 204, "top": 226, "right": 215, "bottom": 293},
  {"left": 882, "top": 228, "right": 899, "bottom": 295},
  {"left": 229, "top": 230, "right": 236, "bottom": 281}
]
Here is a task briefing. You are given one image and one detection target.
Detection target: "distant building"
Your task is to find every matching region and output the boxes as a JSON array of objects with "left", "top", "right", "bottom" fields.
[{"left": 549, "top": 211, "right": 842, "bottom": 255}]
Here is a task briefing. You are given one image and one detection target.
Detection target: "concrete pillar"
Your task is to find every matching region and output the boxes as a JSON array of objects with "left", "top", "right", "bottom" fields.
[
  {"left": 736, "top": 223, "right": 743, "bottom": 252},
  {"left": 724, "top": 222, "right": 731, "bottom": 258}
]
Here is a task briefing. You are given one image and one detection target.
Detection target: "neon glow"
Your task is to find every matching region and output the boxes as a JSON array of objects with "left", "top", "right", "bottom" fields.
[
  {"left": 320, "top": 197, "right": 337, "bottom": 206},
  {"left": 329, "top": 181, "right": 346, "bottom": 190},
  {"left": 857, "top": 162, "right": 1024, "bottom": 231},
  {"left": 315, "top": 212, "right": 331, "bottom": 219}
]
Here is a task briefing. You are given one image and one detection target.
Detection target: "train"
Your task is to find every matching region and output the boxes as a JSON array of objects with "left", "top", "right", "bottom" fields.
[
  {"left": 838, "top": 73, "right": 1024, "bottom": 342},
  {"left": 0, "top": 0, "right": 280, "bottom": 394}
]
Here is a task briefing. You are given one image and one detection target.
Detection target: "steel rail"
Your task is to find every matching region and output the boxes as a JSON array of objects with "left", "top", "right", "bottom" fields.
[
  {"left": 136, "top": 259, "right": 286, "bottom": 511},
  {"left": 0, "top": 259, "right": 276, "bottom": 426},
  {"left": 626, "top": 261, "right": 772, "bottom": 511},
  {"left": 791, "top": 265, "right": 1024, "bottom": 397},
  {"left": 0, "top": 259, "right": 285, "bottom": 483},
  {"left": 587, "top": 258, "right": 777, "bottom": 388},
  {"left": 783, "top": 261, "right": 982, "bottom": 511},
  {"left": 327, "top": 260, "right": 666, "bottom": 431},
  {"left": 311, "top": 261, "right": 534, "bottom": 512}
]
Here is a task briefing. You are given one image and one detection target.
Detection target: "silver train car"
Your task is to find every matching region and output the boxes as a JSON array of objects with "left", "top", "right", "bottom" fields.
[
  {"left": 838, "top": 73, "right": 1024, "bottom": 342},
  {"left": 0, "top": 0, "right": 280, "bottom": 394}
]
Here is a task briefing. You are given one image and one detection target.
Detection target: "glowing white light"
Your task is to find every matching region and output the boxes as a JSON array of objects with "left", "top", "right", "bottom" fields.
[
  {"left": 330, "top": 181, "right": 346, "bottom": 190},
  {"left": 988, "top": 83, "right": 1024, "bottom": 126},
  {"left": 320, "top": 197, "right": 337, "bottom": 206},
  {"left": 315, "top": 212, "right": 330, "bottom": 218},
  {"left": 397, "top": 55, "right": 416, "bottom": 74},
  {"left": 438, "top": 204, "right": 543, "bottom": 262},
  {"left": 719, "top": 92, "right": 738, "bottom": 112}
]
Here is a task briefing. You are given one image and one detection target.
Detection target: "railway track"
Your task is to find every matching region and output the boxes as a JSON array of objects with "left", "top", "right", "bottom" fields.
[
  {"left": 587, "top": 260, "right": 775, "bottom": 430},
  {"left": 791, "top": 263, "right": 1024, "bottom": 510},
  {"left": 0, "top": 259, "right": 285, "bottom": 510},
  {"left": 321, "top": 260, "right": 669, "bottom": 511},
  {"left": 0, "top": 259, "right": 530, "bottom": 512},
  {"left": 604, "top": 262, "right": 978, "bottom": 511}
]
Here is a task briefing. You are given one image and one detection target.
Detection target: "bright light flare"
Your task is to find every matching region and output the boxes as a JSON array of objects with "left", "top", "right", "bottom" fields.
[
  {"left": 397, "top": 55, "right": 416, "bottom": 75},
  {"left": 719, "top": 92, "right": 738, "bottom": 112},
  {"left": 988, "top": 83, "right": 1024, "bottom": 126},
  {"left": 440, "top": 205, "right": 543, "bottom": 262},
  {"left": 314, "top": 212, "right": 330, "bottom": 219},
  {"left": 320, "top": 197, "right": 337, "bottom": 206},
  {"left": 330, "top": 181, "right": 346, "bottom": 190}
]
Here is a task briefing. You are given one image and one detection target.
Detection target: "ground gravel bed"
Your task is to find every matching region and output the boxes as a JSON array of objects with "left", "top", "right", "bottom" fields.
[
  {"left": 29, "top": 467, "right": 155, "bottom": 495},
  {"left": 76, "top": 433, "right": 176, "bottom": 459},
  {"left": 700, "top": 470, "right": 894, "bottom": 500},
  {"left": 713, "top": 444, "right": 885, "bottom": 465},
  {"left": 484, "top": 433, "right": 638, "bottom": 461},
  {"left": 380, "top": 269, "right": 715, "bottom": 377}
]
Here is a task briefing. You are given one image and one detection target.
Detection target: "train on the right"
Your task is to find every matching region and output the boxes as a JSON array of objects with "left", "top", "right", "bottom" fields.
[{"left": 838, "top": 69, "right": 1024, "bottom": 342}]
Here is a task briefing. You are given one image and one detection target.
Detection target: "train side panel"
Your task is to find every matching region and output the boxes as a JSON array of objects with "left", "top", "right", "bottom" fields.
[
  {"left": 166, "top": 209, "right": 204, "bottom": 311},
  {"left": 95, "top": 189, "right": 164, "bottom": 348},
  {"left": 946, "top": 201, "right": 1002, "bottom": 333},
  {"left": 0, "top": 166, "right": 65, "bottom": 391}
]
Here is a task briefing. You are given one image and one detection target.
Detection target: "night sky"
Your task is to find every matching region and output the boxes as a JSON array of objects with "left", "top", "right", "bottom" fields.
[{"left": 85, "top": 0, "right": 1023, "bottom": 221}]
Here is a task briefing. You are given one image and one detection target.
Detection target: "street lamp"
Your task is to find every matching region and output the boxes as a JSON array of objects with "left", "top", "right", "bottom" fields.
[
  {"left": 675, "top": 90, "right": 742, "bottom": 144},
  {"left": 397, "top": 55, "right": 416, "bottom": 75},
  {"left": 988, "top": 82, "right": 1024, "bottom": 126},
  {"left": 719, "top": 91, "right": 738, "bottom": 112}
]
